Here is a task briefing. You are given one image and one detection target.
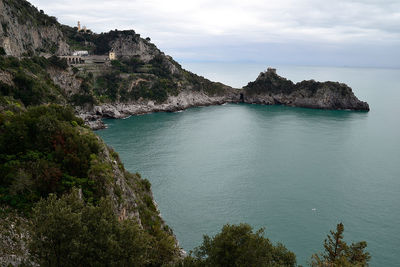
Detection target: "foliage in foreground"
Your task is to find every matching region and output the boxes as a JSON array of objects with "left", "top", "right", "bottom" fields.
[
  {"left": 310, "top": 223, "right": 370, "bottom": 267},
  {"left": 29, "top": 189, "right": 176, "bottom": 266},
  {"left": 177, "top": 222, "right": 371, "bottom": 267},
  {"left": 179, "top": 224, "right": 296, "bottom": 267},
  {"left": 0, "top": 105, "right": 104, "bottom": 210},
  {"left": 12, "top": 192, "right": 373, "bottom": 267},
  {"left": 0, "top": 104, "right": 180, "bottom": 265}
]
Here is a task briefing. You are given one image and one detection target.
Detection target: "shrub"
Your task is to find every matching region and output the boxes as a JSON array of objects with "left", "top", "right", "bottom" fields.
[
  {"left": 0, "top": 56, "right": 66, "bottom": 106},
  {"left": 0, "top": 105, "right": 102, "bottom": 210},
  {"left": 149, "top": 54, "right": 171, "bottom": 78},
  {"left": 95, "top": 72, "right": 120, "bottom": 101},
  {"left": 184, "top": 223, "right": 296, "bottom": 267},
  {"left": 48, "top": 55, "right": 68, "bottom": 70},
  {"left": 29, "top": 190, "right": 154, "bottom": 266}
]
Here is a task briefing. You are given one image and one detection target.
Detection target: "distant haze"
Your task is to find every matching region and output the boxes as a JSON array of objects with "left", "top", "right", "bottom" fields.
[{"left": 30, "top": 0, "right": 400, "bottom": 68}]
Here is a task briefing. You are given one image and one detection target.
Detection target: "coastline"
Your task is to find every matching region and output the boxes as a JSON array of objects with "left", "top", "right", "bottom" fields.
[
  {"left": 78, "top": 90, "right": 240, "bottom": 130},
  {"left": 80, "top": 89, "right": 370, "bottom": 130}
]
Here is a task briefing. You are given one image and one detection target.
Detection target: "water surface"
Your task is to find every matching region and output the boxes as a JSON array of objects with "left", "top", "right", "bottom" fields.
[{"left": 98, "top": 65, "right": 400, "bottom": 266}]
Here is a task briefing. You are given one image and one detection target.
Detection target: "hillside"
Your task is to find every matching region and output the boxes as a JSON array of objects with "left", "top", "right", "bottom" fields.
[
  {"left": 0, "top": 103, "right": 181, "bottom": 265},
  {"left": 0, "top": 0, "right": 195, "bottom": 264},
  {"left": 0, "top": 0, "right": 238, "bottom": 130}
]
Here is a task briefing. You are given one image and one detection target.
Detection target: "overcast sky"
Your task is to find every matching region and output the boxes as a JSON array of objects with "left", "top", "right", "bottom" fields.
[{"left": 30, "top": 0, "right": 400, "bottom": 67}]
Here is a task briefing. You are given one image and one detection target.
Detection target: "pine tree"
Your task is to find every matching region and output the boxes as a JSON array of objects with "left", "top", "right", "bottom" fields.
[{"left": 310, "top": 223, "right": 370, "bottom": 267}]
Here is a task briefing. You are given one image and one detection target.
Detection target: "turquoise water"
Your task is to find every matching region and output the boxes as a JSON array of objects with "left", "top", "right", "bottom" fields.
[{"left": 98, "top": 65, "right": 400, "bottom": 266}]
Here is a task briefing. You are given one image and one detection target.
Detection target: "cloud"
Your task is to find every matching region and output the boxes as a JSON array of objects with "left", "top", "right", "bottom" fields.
[{"left": 29, "top": 0, "right": 400, "bottom": 67}]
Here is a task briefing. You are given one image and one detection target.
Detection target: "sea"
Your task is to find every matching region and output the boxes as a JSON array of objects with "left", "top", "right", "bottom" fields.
[{"left": 97, "top": 63, "right": 400, "bottom": 266}]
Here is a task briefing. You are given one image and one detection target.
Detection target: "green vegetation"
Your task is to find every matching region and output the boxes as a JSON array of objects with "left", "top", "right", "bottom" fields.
[
  {"left": 176, "top": 223, "right": 370, "bottom": 267},
  {"left": 94, "top": 72, "right": 120, "bottom": 102},
  {"left": 60, "top": 25, "right": 95, "bottom": 51},
  {"left": 111, "top": 57, "right": 145, "bottom": 73},
  {"left": 29, "top": 189, "right": 177, "bottom": 266},
  {"left": 148, "top": 54, "right": 173, "bottom": 78},
  {"left": 0, "top": 105, "right": 103, "bottom": 210},
  {"left": 244, "top": 71, "right": 353, "bottom": 99},
  {"left": 180, "top": 223, "right": 296, "bottom": 267},
  {"left": 0, "top": 104, "right": 180, "bottom": 265},
  {"left": 244, "top": 71, "right": 295, "bottom": 95},
  {"left": 94, "top": 57, "right": 179, "bottom": 103},
  {"left": 47, "top": 55, "right": 68, "bottom": 70},
  {"left": 71, "top": 71, "right": 97, "bottom": 106},
  {"left": 0, "top": 56, "right": 67, "bottom": 106},
  {"left": 310, "top": 223, "right": 370, "bottom": 267},
  {"left": 183, "top": 70, "right": 227, "bottom": 96},
  {"left": 58, "top": 25, "right": 227, "bottom": 102},
  {"left": 130, "top": 78, "right": 178, "bottom": 103},
  {"left": 0, "top": 53, "right": 181, "bottom": 106}
]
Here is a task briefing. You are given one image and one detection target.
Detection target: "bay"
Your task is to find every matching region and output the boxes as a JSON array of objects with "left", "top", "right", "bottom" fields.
[{"left": 98, "top": 64, "right": 400, "bottom": 266}]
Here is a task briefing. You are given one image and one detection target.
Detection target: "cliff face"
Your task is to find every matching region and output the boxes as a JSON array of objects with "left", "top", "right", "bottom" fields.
[
  {"left": 109, "top": 33, "right": 159, "bottom": 62},
  {"left": 0, "top": 0, "right": 70, "bottom": 56},
  {"left": 243, "top": 69, "right": 369, "bottom": 111}
]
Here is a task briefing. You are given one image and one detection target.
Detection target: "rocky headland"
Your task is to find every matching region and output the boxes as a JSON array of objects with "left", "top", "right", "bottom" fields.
[{"left": 242, "top": 68, "right": 369, "bottom": 111}]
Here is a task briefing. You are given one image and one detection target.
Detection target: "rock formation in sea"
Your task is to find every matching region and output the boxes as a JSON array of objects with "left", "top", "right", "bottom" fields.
[{"left": 242, "top": 68, "right": 369, "bottom": 111}]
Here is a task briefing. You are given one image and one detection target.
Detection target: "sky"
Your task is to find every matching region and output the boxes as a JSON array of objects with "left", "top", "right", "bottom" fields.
[{"left": 29, "top": 0, "right": 400, "bottom": 68}]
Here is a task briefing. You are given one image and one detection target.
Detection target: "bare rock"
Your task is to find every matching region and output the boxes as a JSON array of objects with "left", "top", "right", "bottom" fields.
[{"left": 0, "top": 0, "right": 70, "bottom": 56}]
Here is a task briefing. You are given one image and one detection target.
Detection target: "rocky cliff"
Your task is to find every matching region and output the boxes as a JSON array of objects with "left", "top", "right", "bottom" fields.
[
  {"left": 0, "top": 0, "right": 70, "bottom": 56},
  {"left": 243, "top": 68, "right": 369, "bottom": 111}
]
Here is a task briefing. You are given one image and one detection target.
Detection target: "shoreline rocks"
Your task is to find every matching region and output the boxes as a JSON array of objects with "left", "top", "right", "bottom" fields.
[{"left": 78, "top": 90, "right": 241, "bottom": 130}]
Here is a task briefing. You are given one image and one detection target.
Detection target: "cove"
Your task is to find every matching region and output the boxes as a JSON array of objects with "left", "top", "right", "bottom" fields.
[{"left": 97, "top": 66, "right": 400, "bottom": 266}]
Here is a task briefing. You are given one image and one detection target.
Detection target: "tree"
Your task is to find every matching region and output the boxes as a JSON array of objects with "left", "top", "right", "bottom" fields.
[
  {"left": 182, "top": 223, "right": 296, "bottom": 267},
  {"left": 310, "top": 223, "right": 370, "bottom": 267},
  {"left": 29, "top": 190, "right": 85, "bottom": 266},
  {"left": 29, "top": 189, "right": 154, "bottom": 266}
]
